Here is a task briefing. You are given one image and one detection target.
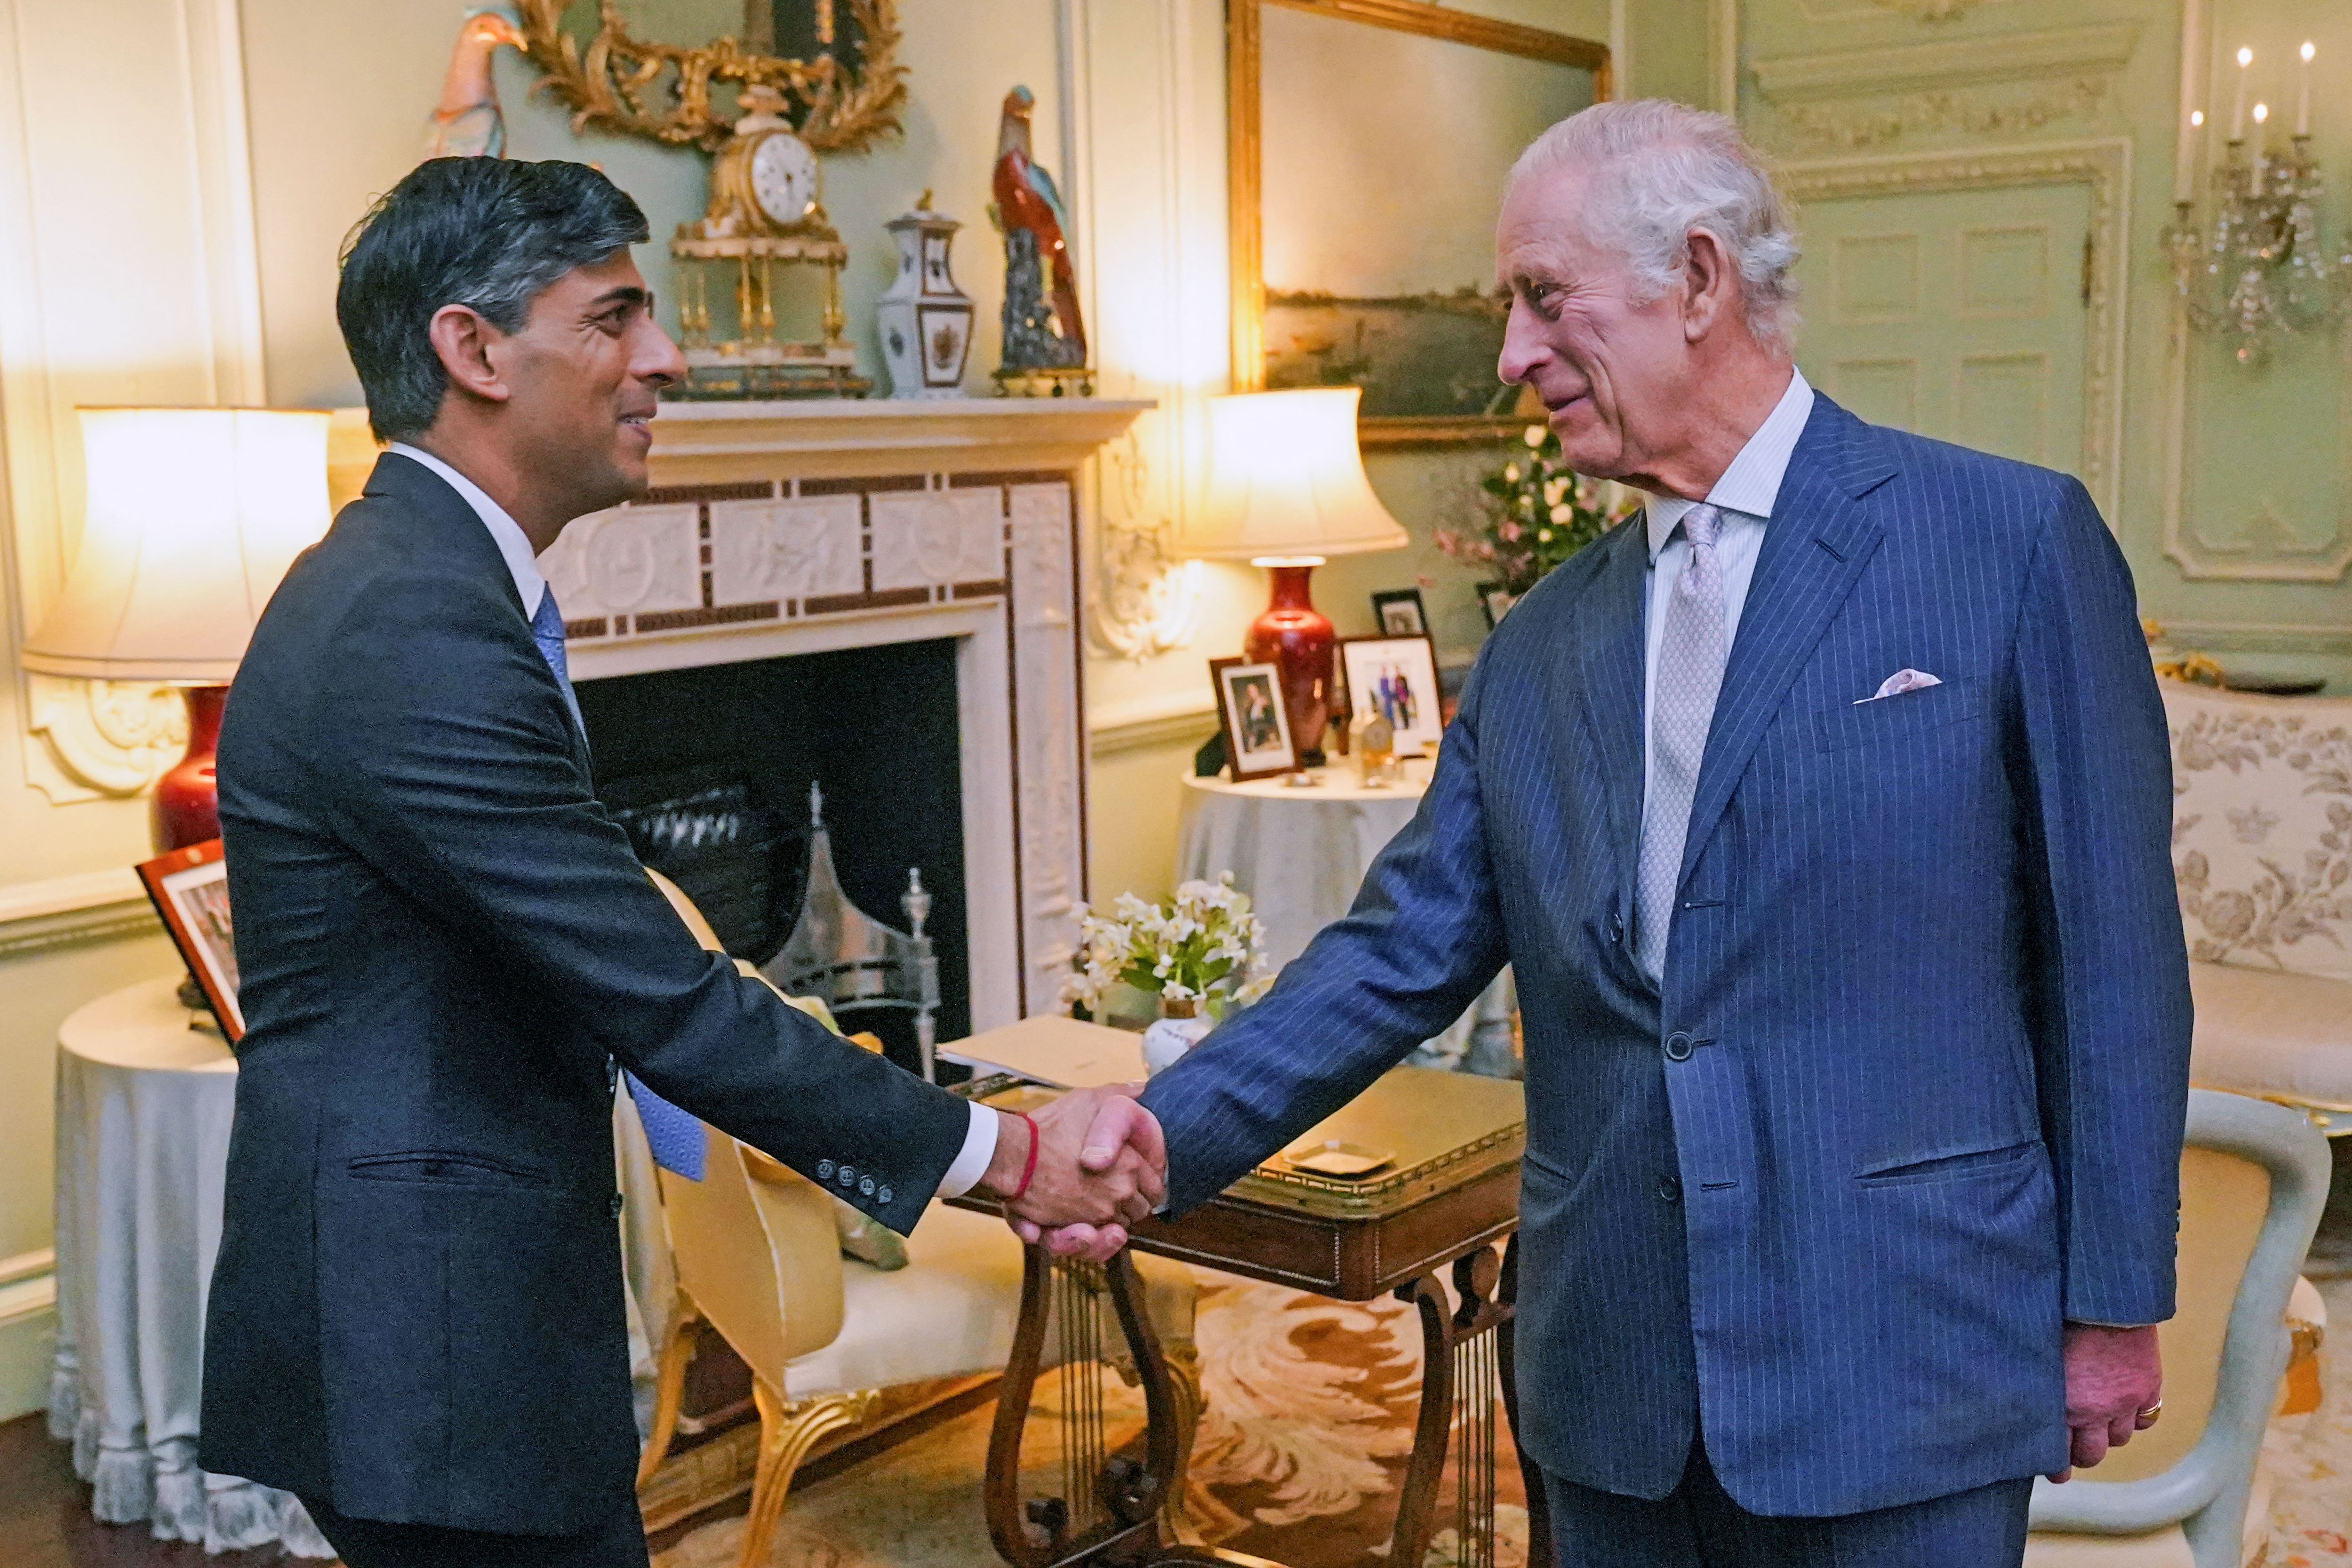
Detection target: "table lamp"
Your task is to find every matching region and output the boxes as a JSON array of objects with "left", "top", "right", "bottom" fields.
[
  {"left": 19, "top": 408, "right": 333, "bottom": 850},
  {"left": 1183, "top": 388, "right": 1409, "bottom": 763}
]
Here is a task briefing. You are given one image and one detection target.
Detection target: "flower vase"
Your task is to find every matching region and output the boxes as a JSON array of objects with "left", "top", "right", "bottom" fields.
[{"left": 1141, "top": 997, "right": 1212, "bottom": 1076}]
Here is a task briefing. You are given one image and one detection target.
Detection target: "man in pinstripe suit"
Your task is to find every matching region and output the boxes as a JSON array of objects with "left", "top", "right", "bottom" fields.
[{"left": 1076, "top": 101, "right": 2191, "bottom": 1564}]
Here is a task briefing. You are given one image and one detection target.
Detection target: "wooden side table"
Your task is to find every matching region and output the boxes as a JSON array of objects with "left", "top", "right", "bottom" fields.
[{"left": 952, "top": 1067, "right": 1541, "bottom": 1568}]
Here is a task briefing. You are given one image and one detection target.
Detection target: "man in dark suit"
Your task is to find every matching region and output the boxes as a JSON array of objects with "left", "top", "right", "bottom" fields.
[
  {"left": 1060, "top": 101, "right": 2190, "bottom": 1565},
  {"left": 201, "top": 158, "right": 1161, "bottom": 1568}
]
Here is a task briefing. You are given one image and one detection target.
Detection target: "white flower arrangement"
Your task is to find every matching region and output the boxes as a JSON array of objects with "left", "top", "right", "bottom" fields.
[{"left": 1061, "top": 871, "right": 1273, "bottom": 1017}]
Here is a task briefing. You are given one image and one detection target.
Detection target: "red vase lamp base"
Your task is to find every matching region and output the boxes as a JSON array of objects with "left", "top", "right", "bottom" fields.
[
  {"left": 1243, "top": 559, "right": 1335, "bottom": 769},
  {"left": 152, "top": 684, "right": 228, "bottom": 853}
]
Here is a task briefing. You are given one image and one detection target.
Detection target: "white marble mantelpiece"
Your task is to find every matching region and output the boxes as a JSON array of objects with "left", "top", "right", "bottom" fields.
[{"left": 548, "top": 397, "right": 1150, "bottom": 1031}]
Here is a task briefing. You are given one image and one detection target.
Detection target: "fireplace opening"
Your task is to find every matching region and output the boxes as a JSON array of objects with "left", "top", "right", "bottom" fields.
[{"left": 575, "top": 637, "right": 970, "bottom": 1080}]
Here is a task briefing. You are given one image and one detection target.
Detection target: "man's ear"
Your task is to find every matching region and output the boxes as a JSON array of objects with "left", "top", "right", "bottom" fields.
[
  {"left": 426, "top": 303, "right": 513, "bottom": 405},
  {"left": 1680, "top": 227, "right": 1738, "bottom": 343}
]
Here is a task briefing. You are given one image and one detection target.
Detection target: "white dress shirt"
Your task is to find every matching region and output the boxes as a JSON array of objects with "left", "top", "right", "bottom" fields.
[
  {"left": 1636, "top": 367, "right": 1815, "bottom": 806},
  {"left": 386, "top": 444, "right": 1002, "bottom": 1197}
]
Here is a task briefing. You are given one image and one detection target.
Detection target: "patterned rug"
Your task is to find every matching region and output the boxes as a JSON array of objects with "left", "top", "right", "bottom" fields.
[
  {"left": 659, "top": 1266, "right": 2352, "bottom": 1568},
  {"left": 655, "top": 1274, "right": 1526, "bottom": 1568}
]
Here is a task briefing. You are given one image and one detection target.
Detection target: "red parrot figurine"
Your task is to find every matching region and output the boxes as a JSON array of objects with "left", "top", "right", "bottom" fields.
[{"left": 990, "top": 85, "right": 1087, "bottom": 365}]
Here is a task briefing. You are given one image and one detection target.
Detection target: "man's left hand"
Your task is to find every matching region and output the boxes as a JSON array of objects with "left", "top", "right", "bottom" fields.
[{"left": 2047, "top": 1322, "right": 2162, "bottom": 1482}]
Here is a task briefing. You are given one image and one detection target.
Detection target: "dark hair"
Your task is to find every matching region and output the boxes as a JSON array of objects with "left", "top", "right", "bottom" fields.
[{"left": 337, "top": 158, "right": 650, "bottom": 443}]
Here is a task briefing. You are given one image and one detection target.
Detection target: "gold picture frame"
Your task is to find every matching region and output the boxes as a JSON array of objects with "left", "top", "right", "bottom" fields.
[
  {"left": 1228, "top": 0, "right": 1609, "bottom": 447},
  {"left": 515, "top": 0, "right": 907, "bottom": 155}
]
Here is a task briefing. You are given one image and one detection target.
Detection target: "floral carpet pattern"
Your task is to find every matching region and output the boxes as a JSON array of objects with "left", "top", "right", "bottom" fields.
[{"left": 659, "top": 1266, "right": 2352, "bottom": 1568}]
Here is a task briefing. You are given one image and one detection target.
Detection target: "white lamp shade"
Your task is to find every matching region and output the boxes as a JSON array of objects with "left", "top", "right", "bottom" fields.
[
  {"left": 20, "top": 408, "right": 333, "bottom": 683},
  {"left": 1181, "top": 388, "right": 1410, "bottom": 561}
]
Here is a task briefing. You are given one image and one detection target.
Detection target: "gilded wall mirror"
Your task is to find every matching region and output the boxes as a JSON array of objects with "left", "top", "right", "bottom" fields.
[
  {"left": 1229, "top": 0, "right": 1609, "bottom": 445},
  {"left": 516, "top": 0, "right": 905, "bottom": 154}
]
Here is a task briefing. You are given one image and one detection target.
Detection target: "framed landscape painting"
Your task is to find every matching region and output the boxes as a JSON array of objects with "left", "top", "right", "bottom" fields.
[{"left": 1229, "top": 0, "right": 1607, "bottom": 445}]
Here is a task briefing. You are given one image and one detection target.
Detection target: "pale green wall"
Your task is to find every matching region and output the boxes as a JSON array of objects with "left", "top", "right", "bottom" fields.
[{"left": 1739, "top": 0, "right": 2350, "bottom": 690}]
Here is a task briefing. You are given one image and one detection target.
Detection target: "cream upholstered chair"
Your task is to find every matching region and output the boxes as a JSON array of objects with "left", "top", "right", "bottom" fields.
[
  {"left": 2023, "top": 1089, "right": 2329, "bottom": 1568},
  {"left": 2161, "top": 679, "right": 2352, "bottom": 1127},
  {"left": 633, "top": 872, "right": 1201, "bottom": 1568}
]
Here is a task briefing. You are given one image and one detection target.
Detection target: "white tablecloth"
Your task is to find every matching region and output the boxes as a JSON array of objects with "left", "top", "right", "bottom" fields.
[
  {"left": 1175, "top": 764, "right": 1517, "bottom": 1075},
  {"left": 48, "top": 977, "right": 671, "bottom": 1555}
]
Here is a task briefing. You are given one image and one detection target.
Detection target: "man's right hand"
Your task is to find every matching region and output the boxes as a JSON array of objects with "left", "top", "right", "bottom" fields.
[{"left": 974, "top": 1084, "right": 1165, "bottom": 1262}]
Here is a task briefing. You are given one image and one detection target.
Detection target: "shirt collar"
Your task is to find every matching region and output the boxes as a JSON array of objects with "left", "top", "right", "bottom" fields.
[
  {"left": 388, "top": 442, "right": 546, "bottom": 618},
  {"left": 1643, "top": 366, "right": 1815, "bottom": 563}
]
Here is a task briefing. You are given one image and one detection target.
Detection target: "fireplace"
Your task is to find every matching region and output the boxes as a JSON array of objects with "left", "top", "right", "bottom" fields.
[
  {"left": 576, "top": 637, "right": 968, "bottom": 1074},
  {"left": 551, "top": 398, "right": 1147, "bottom": 1034}
]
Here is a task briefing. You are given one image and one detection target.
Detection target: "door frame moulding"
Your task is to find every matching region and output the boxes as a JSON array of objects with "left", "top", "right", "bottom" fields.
[{"left": 1778, "top": 139, "right": 2131, "bottom": 524}]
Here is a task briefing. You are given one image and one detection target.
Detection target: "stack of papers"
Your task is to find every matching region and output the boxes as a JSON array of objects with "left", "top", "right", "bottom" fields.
[{"left": 939, "top": 1014, "right": 1147, "bottom": 1089}]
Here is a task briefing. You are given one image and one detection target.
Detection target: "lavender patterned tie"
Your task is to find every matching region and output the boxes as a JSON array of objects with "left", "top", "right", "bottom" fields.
[{"left": 1635, "top": 503, "right": 1728, "bottom": 983}]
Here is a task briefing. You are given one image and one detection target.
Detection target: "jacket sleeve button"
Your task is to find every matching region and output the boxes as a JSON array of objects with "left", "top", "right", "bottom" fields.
[{"left": 817, "top": 1159, "right": 836, "bottom": 1179}]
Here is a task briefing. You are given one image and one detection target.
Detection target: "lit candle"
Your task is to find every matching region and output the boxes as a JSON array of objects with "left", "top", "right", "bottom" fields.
[
  {"left": 2252, "top": 102, "right": 2270, "bottom": 192},
  {"left": 2299, "top": 42, "right": 2315, "bottom": 137},
  {"left": 2180, "top": 109, "right": 2205, "bottom": 202},
  {"left": 2234, "top": 46, "right": 2253, "bottom": 140}
]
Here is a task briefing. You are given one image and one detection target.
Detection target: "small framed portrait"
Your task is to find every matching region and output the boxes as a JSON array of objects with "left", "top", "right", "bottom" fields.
[
  {"left": 1210, "top": 657, "right": 1299, "bottom": 781},
  {"left": 1477, "top": 581, "right": 1520, "bottom": 629},
  {"left": 136, "top": 838, "right": 243, "bottom": 1040},
  {"left": 1338, "top": 634, "right": 1445, "bottom": 756},
  {"left": 1371, "top": 588, "right": 1428, "bottom": 637}
]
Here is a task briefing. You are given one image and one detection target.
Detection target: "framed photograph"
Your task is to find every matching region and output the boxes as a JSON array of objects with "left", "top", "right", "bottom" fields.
[
  {"left": 1229, "top": 0, "right": 1607, "bottom": 446},
  {"left": 137, "top": 838, "right": 243, "bottom": 1040},
  {"left": 1210, "top": 657, "right": 1300, "bottom": 781},
  {"left": 1477, "top": 581, "right": 1520, "bottom": 629},
  {"left": 1371, "top": 588, "right": 1429, "bottom": 637},
  {"left": 1339, "top": 635, "right": 1445, "bottom": 756}
]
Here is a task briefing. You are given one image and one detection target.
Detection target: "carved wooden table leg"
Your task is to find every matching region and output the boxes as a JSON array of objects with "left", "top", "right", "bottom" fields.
[
  {"left": 1388, "top": 1243, "right": 1515, "bottom": 1568},
  {"left": 987, "top": 1245, "right": 1237, "bottom": 1568}
]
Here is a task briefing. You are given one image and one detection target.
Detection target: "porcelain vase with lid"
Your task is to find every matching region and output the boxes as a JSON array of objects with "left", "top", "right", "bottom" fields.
[
  {"left": 877, "top": 192, "right": 975, "bottom": 398},
  {"left": 1141, "top": 996, "right": 1213, "bottom": 1076}
]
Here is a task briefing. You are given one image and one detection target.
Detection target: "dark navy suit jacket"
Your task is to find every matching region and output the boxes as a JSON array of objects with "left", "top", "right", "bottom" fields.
[
  {"left": 200, "top": 453, "right": 972, "bottom": 1533},
  {"left": 1142, "top": 396, "right": 2191, "bottom": 1516}
]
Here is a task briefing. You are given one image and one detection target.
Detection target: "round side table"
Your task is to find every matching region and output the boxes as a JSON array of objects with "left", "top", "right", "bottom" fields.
[
  {"left": 49, "top": 976, "right": 331, "bottom": 1556},
  {"left": 1175, "top": 763, "right": 1517, "bottom": 1074}
]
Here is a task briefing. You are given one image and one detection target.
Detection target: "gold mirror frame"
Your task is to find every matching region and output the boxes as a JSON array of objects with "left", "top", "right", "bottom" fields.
[
  {"left": 515, "top": 0, "right": 907, "bottom": 155},
  {"left": 1228, "top": 0, "right": 1610, "bottom": 447}
]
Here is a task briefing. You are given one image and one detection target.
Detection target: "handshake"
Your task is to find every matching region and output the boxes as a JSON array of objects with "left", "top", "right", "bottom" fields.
[{"left": 970, "top": 1085, "right": 1168, "bottom": 1264}]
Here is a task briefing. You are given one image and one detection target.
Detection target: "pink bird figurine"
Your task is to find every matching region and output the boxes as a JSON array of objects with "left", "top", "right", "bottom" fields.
[{"left": 424, "top": 7, "right": 524, "bottom": 160}]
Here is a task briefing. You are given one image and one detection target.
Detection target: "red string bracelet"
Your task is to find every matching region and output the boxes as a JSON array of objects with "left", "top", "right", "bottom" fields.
[{"left": 1007, "top": 1111, "right": 1041, "bottom": 1202}]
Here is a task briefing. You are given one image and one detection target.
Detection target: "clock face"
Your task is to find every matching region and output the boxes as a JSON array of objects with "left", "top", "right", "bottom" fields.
[{"left": 748, "top": 131, "right": 819, "bottom": 226}]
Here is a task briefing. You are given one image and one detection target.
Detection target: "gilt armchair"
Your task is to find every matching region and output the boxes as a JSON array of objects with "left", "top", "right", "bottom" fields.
[{"left": 626, "top": 871, "right": 1201, "bottom": 1568}]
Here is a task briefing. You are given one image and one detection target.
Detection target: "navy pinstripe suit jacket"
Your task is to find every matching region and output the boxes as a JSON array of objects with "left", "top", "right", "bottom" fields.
[{"left": 1141, "top": 394, "right": 2191, "bottom": 1516}]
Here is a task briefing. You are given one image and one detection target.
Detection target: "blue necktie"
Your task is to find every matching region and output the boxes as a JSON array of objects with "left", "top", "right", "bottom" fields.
[{"left": 529, "top": 587, "right": 706, "bottom": 1181}]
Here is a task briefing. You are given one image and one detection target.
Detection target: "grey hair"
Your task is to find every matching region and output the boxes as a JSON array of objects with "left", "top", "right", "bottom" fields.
[{"left": 1508, "top": 99, "right": 1801, "bottom": 354}]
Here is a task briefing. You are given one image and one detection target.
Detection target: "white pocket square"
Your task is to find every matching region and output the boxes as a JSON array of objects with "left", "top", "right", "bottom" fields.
[{"left": 1856, "top": 668, "right": 1942, "bottom": 704}]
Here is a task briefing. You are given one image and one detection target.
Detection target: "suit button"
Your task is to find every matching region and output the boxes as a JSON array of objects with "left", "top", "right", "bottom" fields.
[
  {"left": 859, "top": 1176, "right": 876, "bottom": 1197},
  {"left": 877, "top": 1186, "right": 893, "bottom": 1205},
  {"left": 1610, "top": 913, "right": 1626, "bottom": 943},
  {"left": 1663, "top": 1031, "right": 1694, "bottom": 1062},
  {"left": 1658, "top": 1176, "right": 1682, "bottom": 1203},
  {"left": 610, "top": 1193, "right": 625, "bottom": 1219},
  {"left": 838, "top": 1166, "right": 856, "bottom": 1187},
  {"left": 817, "top": 1159, "right": 836, "bottom": 1179}
]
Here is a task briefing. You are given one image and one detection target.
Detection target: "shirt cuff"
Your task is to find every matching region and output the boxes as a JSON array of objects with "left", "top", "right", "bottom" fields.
[{"left": 936, "top": 1101, "right": 1001, "bottom": 1199}]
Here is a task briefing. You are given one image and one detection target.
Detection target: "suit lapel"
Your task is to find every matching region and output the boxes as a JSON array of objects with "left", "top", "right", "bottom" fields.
[
  {"left": 1675, "top": 399, "right": 1893, "bottom": 890},
  {"left": 1576, "top": 517, "right": 1651, "bottom": 933},
  {"left": 366, "top": 453, "right": 595, "bottom": 781}
]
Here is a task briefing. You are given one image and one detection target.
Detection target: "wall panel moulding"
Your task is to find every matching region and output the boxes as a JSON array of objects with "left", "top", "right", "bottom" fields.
[{"left": 1751, "top": 23, "right": 2141, "bottom": 148}]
